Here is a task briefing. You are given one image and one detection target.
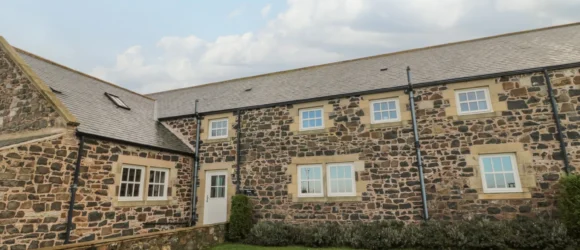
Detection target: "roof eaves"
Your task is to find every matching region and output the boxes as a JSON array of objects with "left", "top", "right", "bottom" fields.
[{"left": 0, "top": 36, "right": 79, "bottom": 126}]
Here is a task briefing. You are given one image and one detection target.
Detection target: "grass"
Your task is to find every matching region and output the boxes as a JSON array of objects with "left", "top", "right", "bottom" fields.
[{"left": 211, "top": 244, "right": 353, "bottom": 250}]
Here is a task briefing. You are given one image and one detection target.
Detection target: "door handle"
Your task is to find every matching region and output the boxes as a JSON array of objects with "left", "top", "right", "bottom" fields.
[{"left": 206, "top": 195, "right": 209, "bottom": 202}]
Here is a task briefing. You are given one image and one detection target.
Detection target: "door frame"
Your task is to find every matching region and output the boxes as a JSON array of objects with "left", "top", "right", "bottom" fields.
[{"left": 201, "top": 169, "right": 229, "bottom": 225}]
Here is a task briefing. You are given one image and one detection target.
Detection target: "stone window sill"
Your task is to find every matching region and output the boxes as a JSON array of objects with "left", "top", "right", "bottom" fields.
[
  {"left": 295, "top": 128, "right": 329, "bottom": 135},
  {"left": 478, "top": 192, "right": 531, "bottom": 200},
  {"left": 296, "top": 196, "right": 362, "bottom": 203},
  {"left": 114, "top": 199, "right": 173, "bottom": 207},
  {"left": 369, "top": 120, "right": 407, "bottom": 129},
  {"left": 453, "top": 111, "right": 501, "bottom": 121},
  {"left": 205, "top": 138, "right": 231, "bottom": 143}
]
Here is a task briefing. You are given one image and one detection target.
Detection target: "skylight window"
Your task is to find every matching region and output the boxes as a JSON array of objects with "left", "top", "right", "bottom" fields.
[{"left": 105, "top": 93, "right": 130, "bottom": 110}]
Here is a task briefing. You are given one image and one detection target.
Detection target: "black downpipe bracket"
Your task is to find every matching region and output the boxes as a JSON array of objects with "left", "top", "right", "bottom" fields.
[
  {"left": 190, "top": 100, "right": 202, "bottom": 227},
  {"left": 64, "top": 133, "right": 85, "bottom": 244},
  {"left": 405, "top": 67, "right": 430, "bottom": 221},
  {"left": 544, "top": 69, "right": 571, "bottom": 175},
  {"left": 236, "top": 110, "right": 242, "bottom": 194}
]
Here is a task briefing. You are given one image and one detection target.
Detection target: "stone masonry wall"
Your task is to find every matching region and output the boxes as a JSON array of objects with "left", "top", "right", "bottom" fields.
[
  {"left": 0, "top": 44, "right": 65, "bottom": 134},
  {"left": 0, "top": 128, "right": 194, "bottom": 250},
  {"left": 164, "top": 67, "right": 580, "bottom": 224}
]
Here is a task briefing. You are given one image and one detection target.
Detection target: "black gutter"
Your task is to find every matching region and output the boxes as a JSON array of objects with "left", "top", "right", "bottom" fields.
[
  {"left": 236, "top": 110, "right": 242, "bottom": 194},
  {"left": 190, "top": 100, "right": 202, "bottom": 226},
  {"left": 544, "top": 69, "right": 571, "bottom": 175},
  {"left": 64, "top": 133, "right": 84, "bottom": 244},
  {"left": 405, "top": 67, "right": 429, "bottom": 221},
  {"left": 75, "top": 131, "right": 194, "bottom": 157},
  {"left": 158, "top": 62, "right": 580, "bottom": 121}
]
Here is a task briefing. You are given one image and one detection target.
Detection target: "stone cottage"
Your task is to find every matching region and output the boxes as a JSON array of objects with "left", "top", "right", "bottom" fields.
[{"left": 2, "top": 22, "right": 580, "bottom": 248}]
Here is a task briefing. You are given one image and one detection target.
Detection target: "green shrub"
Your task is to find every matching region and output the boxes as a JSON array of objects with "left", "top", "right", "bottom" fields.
[
  {"left": 505, "top": 218, "right": 570, "bottom": 250},
  {"left": 245, "top": 218, "right": 573, "bottom": 249},
  {"left": 227, "top": 194, "right": 253, "bottom": 241},
  {"left": 245, "top": 221, "right": 295, "bottom": 246},
  {"left": 559, "top": 174, "right": 580, "bottom": 238}
]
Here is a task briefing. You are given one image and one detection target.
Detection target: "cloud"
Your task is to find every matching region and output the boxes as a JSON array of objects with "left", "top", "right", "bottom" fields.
[
  {"left": 91, "top": 0, "right": 580, "bottom": 94},
  {"left": 228, "top": 7, "right": 244, "bottom": 19},
  {"left": 261, "top": 4, "right": 271, "bottom": 18}
]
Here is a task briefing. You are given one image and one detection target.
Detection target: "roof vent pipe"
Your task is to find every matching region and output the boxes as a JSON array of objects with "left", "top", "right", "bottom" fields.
[{"left": 405, "top": 66, "right": 430, "bottom": 221}]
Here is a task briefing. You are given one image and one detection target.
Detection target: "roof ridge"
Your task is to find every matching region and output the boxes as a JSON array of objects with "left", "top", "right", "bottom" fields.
[
  {"left": 14, "top": 47, "right": 155, "bottom": 101},
  {"left": 146, "top": 21, "right": 580, "bottom": 96}
]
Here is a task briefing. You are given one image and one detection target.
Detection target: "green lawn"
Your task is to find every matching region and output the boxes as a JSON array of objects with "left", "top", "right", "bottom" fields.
[{"left": 212, "top": 244, "right": 353, "bottom": 250}]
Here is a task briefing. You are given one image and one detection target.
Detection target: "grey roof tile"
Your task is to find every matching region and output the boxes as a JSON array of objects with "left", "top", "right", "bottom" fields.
[
  {"left": 17, "top": 51, "right": 192, "bottom": 154},
  {"left": 148, "top": 23, "right": 580, "bottom": 118}
]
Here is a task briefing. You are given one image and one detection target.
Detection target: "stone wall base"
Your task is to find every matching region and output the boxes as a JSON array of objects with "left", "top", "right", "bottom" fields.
[{"left": 40, "top": 224, "right": 226, "bottom": 250}]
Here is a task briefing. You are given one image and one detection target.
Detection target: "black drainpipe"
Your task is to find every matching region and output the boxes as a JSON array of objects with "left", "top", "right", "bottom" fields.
[
  {"left": 544, "top": 69, "right": 571, "bottom": 175},
  {"left": 64, "top": 132, "right": 84, "bottom": 244},
  {"left": 190, "top": 100, "right": 202, "bottom": 226},
  {"left": 405, "top": 67, "right": 430, "bottom": 221},
  {"left": 236, "top": 110, "right": 243, "bottom": 194}
]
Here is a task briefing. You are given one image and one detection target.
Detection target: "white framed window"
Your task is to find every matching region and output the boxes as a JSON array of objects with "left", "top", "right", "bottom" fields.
[
  {"left": 299, "top": 107, "right": 324, "bottom": 131},
  {"left": 210, "top": 174, "right": 227, "bottom": 198},
  {"left": 455, "top": 87, "right": 492, "bottom": 115},
  {"left": 327, "top": 163, "right": 356, "bottom": 197},
  {"left": 119, "top": 165, "right": 145, "bottom": 201},
  {"left": 209, "top": 118, "right": 228, "bottom": 139},
  {"left": 370, "top": 98, "right": 401, "bottom": 123},
  {"left": 479, "top": 154, "right": 522, "bottom": 193},
  {"left": 297, "top": 165, "right": 323, "bottom": 197},
  {"left": 148, "top": 168, "right": 169, "bottom": 200}
]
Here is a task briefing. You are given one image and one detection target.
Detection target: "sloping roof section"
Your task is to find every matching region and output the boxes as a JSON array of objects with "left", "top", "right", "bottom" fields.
[
  {"left": 16, "top": 50, "right": 193, "bottom": 154},
  {"left": 0, "top": 36, "right": 78, "bottom": 125},
  {"left": 149, "top": 22, "right": 580, "bottom": 119}
]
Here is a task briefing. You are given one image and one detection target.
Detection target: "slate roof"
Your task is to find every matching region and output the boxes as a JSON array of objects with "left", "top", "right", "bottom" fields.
[
  {"left": 16, "top": 51, "right": 193, "bottom": 154},
  {"left": 149, "top": 22, "right": 580, "bottom": 119}
]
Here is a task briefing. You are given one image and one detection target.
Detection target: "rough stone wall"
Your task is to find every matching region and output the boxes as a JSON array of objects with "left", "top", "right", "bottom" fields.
[
  {"left": 0, "top": 128, "right": 194, "bottom": 249},
  {"left": 0, "top": 45, "right": 65, "bottom": 134},
  {"left": 164, "top": 67, "right": 580, "bottom": 224},
  {"left": 40, "top": 224, "right": 225, "bottom": 250}
]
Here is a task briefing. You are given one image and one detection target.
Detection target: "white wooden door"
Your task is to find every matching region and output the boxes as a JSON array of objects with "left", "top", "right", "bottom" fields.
[{"left": 203, "top": 170, "right": 228, "bottom": 225}]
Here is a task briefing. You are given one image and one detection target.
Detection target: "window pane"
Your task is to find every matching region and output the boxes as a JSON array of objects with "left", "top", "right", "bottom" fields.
[
  {"left": 467, "top": 92, "right": 476, "bottom": 100},
  {"left": 485, "top": 174, "right": 496, "bottom": 188},
  {"left": 122, "top": 168, "right": 128, "bottom": 181},
  {"left": 219, "top": 187, "right": 225, "bottom": 197},
  {"left": 502, "top": 156, "right": 513, "bottom": 171},
  {"left": 308, "top": 120, "right": 315, "bottom": 127},
  {"left": 345, "top": 180, "right": 353, "bottom": 192},
  {"left": 135, "top": 169, "right": 141, "bottom": 182},
  {"left": 300, "top": 182, "right": 308, "bottom": 193},
  {"left": 315, "top": 119, "right": 322, "bottom": 127},
  {"left": 211, "top": 187, "right": 217, "bottom": 198},
  {"left": 388, "top": 101, "right": 396, "bottom": 110},
  {"left": 337, "top": 168, "right": 344, "bottom": 178},
  {"left": 469, "top": 102, "right": 478, "bottom": 111},
  {"left": 312, "top": 181, "right": 321, "bottom": 193},
  {"left": 211, "top": 176, "right": 217, "bottom": 186},
  {"left": 150, "top": 171, "right": 155, "bottom": 182},
  {"left": 219, "top": 176, "right": 225, "bottom": 186},
  {"left": 302, "top": 120, "right": 308, "bottom": 128},
  {"left": 505, "top": 173, "right": 516, "bottom": 188},
  {"left": 211, "top": 130, "right": 217, "bottom": 137},
  {"left": 331, "top": 180, "right": 338, "bottom": 192},
  {"left": 148, "top": 184, "right": 153, "bottom": 196},
  {"left": 492, "top": 157, "right": 503, "bottom": 171},
  {"left": 390, "top": 111, "right": 397, "bottom": 119},
  {"left": 381, "top": 111, "right": 389, "bottom": 119},
  {"left": 127, "top": 184, "right": 134, "bottom": 197},
  {"left": 483, "top": 158, "right": 493, "bottom": 173},
  {"left": 495, "top": 174, "right": 506, "bottom": 188},
  {"left": 129, "top": 169, "right": 135, "bottom": 182},
  {"left": 459, "top": 93, "right": 467, "bottom": 101},
  {"left": 373, "top": 103, "right": 380, "bottom": 111},
  {"left": 478, "top": 101, "right": 488, "bottom": 110},
  {"left": 330, "top": 167, "right": 337, "bottom": 178},
  {"left": 344, "top": 167, "right": 352, "bottom": 178},
  {"left": 476, "top": 90, "right": 485, "bottom": 100},
  {"left": 302, "top": 111, "right": 309, "bottom": 119},
  {"left": 160, "top": 172, "right": 166, "bottom": 183},
  {"left": 460, "top": 103, "right": 469, "bottom": 112},
  {"left": 315, "top": 110, "right": 322, "bottom": 118},
  {"left": 374, "top": 112, "right": 381, "bottom": 121},
  {"left": 120, "top": 183, "right": 127, "bottom": 196},
  {"left": 381, "top": 102, "right": 387, "bottom": 110}
]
